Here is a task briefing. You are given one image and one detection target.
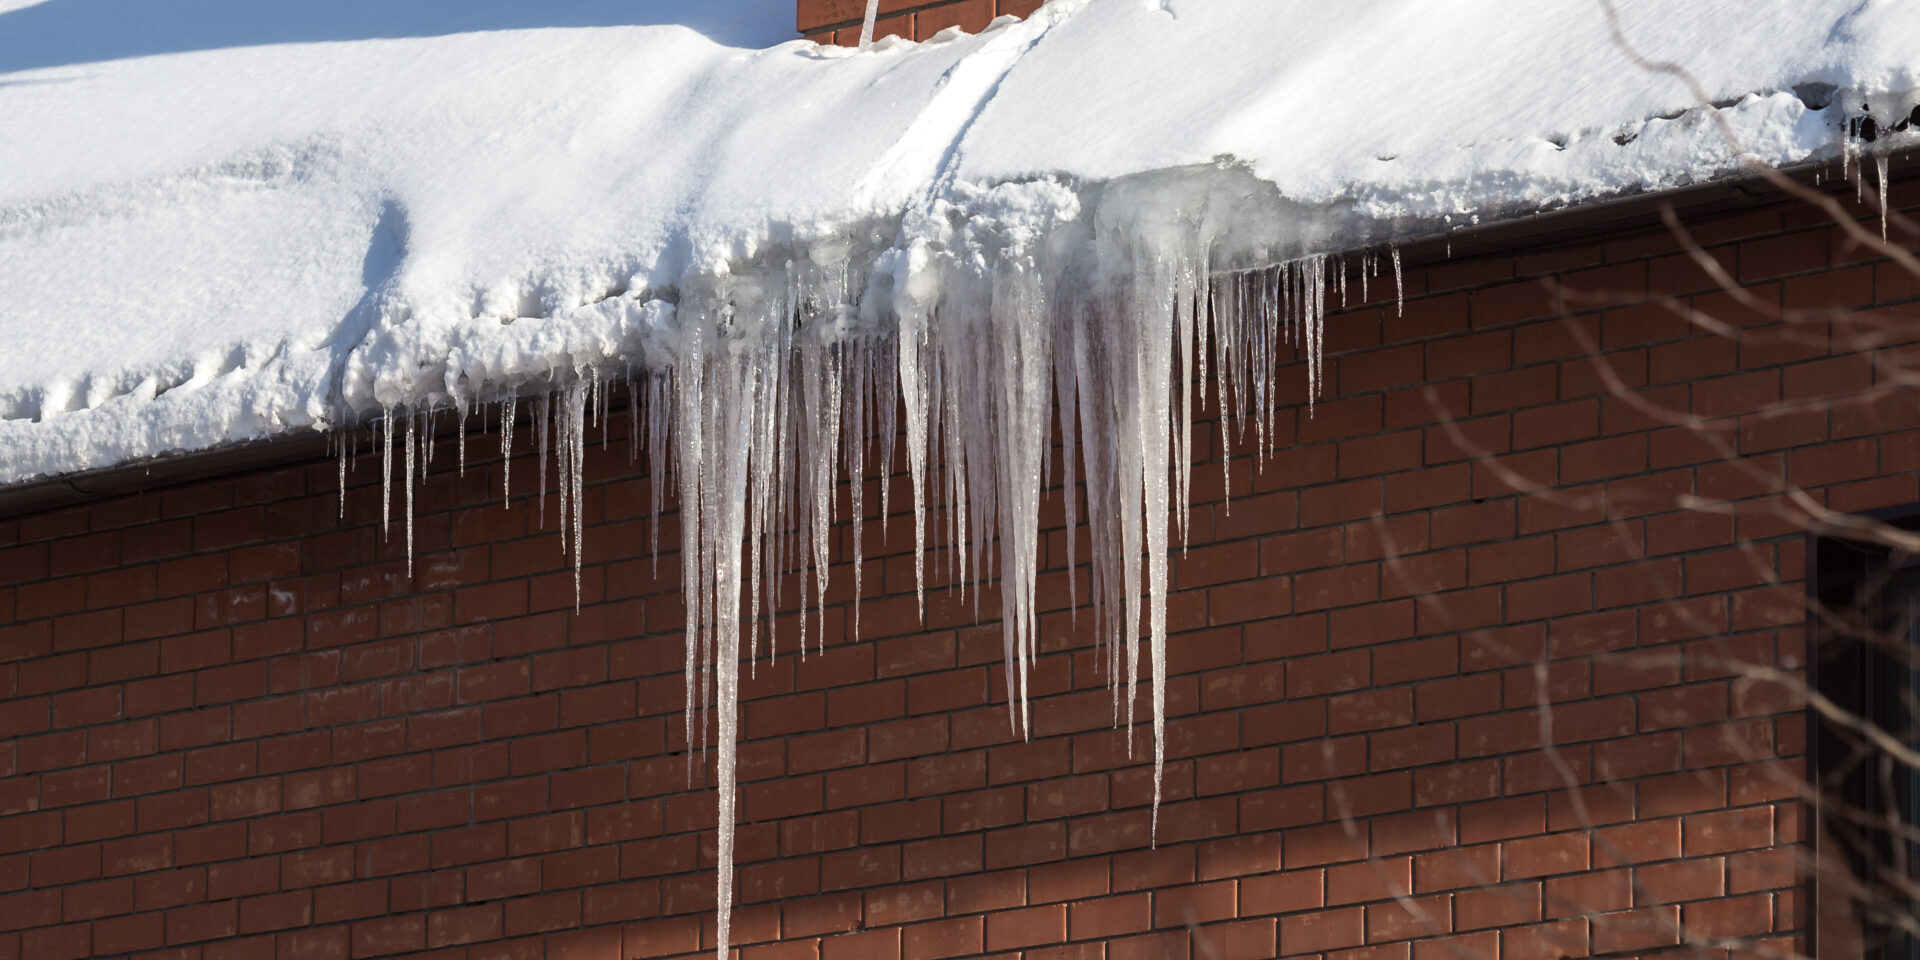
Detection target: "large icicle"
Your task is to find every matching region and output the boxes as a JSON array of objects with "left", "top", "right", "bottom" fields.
[
  {"left": 1392, "top": 244, "right": 1404, "bottom": 316},
  {"left": 324, "top": 174, "right": 1356, "bottom": 960},
  {"left": 337, "top": 429, "right": 349, "bottom": 520},
  {"left": 501, "top": 387, "right": 517, "bottom": 507},
  {"left": 1877, "top": 153, "right": 1891, "bottom": 243},
  {"left": 380, "top": 408, "right": 394, "bottom": 539},
  {"left": 857, "top": 0, "right": 880, "bottom": 48},
  {"left": 1131, "top": 240, "right": 1175, "bottom": 838},
  {"left": 404, "top": 409, "right": 416, "bottom": 577}
]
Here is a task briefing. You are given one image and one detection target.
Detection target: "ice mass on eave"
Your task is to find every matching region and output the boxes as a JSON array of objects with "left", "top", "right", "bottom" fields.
[{"left": 2, "top": 0, "right": 1917, "bottom": 955}]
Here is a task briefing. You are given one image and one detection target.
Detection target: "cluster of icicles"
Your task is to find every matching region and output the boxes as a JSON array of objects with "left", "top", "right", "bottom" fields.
[
  {"left": 330, "top": 243, "right": 1400, "bottom": 958},
  {"left": 1833, "top": 134, "right": 1896, "bottom": 242}
]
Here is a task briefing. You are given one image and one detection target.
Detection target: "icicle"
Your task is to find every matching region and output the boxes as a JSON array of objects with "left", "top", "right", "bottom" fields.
[
  {"left": 422, "top": 401, "right": 435, "bottom": 470},
  {"left": 1210, "top": 276, "right": 1235, "bottom": 517},
  {"left": 337, "top": 430, "right": 348, "bottom": 520},
  {"left": 844, "top": 343, "right": 868, "bottom": 641},
  {"left": 535, "top": 391, "right": 552, "bottom": 528},
  {"left": 706, "top": 353, "right": 750, "bottom": 960},
  {"left": 1175, "top": 254, "right": 1196, "bottom": 555},
  {"left": 325, "top": 206, "right": 1398, "bottom": 960},
  {"left": 554, "top": 383, "right": 569, "bottom": 567},
  {"left": 628, "top": 380, "right": 641, "bottom": 464},
  {"left": 805, "top": 340, "right": 842, "bottom": 655},
  {"left": 565, "top": 379, "right": 588, "bottom": 611},
  {"left": 577, "top": 382, "right": 588, "bottom": 603},
  {"left": 1852, "top": 132, "right": 1865, "bottom": 203},
  {"left": 1877, "top": 153, "right": 1891, "bottom": 243},
  {"left": 1053, "top": 312, "right": 1079, "bottom": 615},
  {"left": 877, "top": 346, "right": 897, "bottom": 542},
  {"left": 676, "top": 321, "right": 706, "bottom": 792},
  {"left": 457, "top": 396, "right": 468, "bottom": 477},
  {"left": 1306, "top": 255, "right": 1327, "bottom": 414},
  {"left": 501, "top": 388, "right": 517, "bottom": 508},
  {"left": 857, "top": 0, "right": 879, "bottom": 48},
  {"left": 600, "top": 374, "right": 613, "bottom": 451},
  {"left": 380, "top": 407, "right": 394, "bottom": 539},
  {"left": 1391, "top": 244, "right": 1404, "bottom": 317},
  {"left": 648, "top": 374, "right": 670, "bottom": 575},
  {"left": 1135, "top": 244, "right": 1174, "bottom": 844},
  {"left": 898, "top": 284, "right": 931, "bottom": 623},
  {"left": 404, "top": 408, "right": 416, "bottom": 577}
]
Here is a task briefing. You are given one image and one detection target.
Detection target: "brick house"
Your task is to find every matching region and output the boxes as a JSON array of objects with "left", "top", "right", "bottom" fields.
[{"left": 2, "top": 4, "right": 1917, "bottom": 960}]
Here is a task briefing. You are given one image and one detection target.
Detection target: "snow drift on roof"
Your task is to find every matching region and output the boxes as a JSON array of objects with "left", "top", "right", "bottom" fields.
[{"left": 0, "top": 0, "right": 1914, "bottom": 481}]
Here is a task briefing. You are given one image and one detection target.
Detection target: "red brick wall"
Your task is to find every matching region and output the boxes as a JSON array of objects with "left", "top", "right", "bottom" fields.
[
  {"left": 2, "top": 184, "right": 1914, "bottom": 960},
  {"left": 799, "top": 0, "right": 1042, "bottom": 45}
]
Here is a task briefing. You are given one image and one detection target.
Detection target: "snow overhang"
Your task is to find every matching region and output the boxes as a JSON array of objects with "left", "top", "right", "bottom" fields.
[
  {"left": 3, "top": 0, "right": 1919, "bottom": 488},
  {"left": 3, "top": 144, "right": 1911, "bottom": 523}
]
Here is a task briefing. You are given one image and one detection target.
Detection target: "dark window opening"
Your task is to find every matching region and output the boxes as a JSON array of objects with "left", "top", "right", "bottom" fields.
[{"left": 1814, "top": 509, "right": 1920, "bottom": 960}]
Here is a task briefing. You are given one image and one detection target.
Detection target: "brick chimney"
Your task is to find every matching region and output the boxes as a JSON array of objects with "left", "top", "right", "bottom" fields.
[{"left": 799, "top": 0, "right": 1042, "bottom": 45}]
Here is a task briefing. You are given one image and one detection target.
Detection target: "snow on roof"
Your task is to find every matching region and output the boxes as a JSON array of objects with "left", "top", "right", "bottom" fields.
[{"left": 0, "top": 0, "right": 1915, "bottom": 485}]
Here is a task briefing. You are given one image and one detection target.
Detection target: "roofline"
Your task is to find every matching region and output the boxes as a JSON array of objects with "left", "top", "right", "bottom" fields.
[
  {"left": 0, "top": 429, "right": 335, "bottom": 520},
  {"left": 3, "top": 146, "right": 1915, "bottom": 521},
  {"left": 1393, "top": 144, "right": 1917, "bottom": 272}
]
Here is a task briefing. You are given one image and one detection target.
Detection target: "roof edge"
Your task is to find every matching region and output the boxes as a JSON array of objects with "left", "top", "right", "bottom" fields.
[{"left": 3, "top": 149, "right": 1913, "bottom": 521}]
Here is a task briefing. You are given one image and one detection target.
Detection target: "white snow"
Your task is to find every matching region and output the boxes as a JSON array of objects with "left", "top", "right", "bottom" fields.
[
  {"left": 4, "top": 2, "right": 1919, "bottom": 956},
  {"left": 2, "top": 0, "right": 1915, "bottom": 482},
  {"left": 0, "top": 0, "right": 1912, "bottom": 480}
]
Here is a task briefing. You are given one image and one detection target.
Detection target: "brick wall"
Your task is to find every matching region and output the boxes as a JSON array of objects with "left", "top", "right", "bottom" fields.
[
  {"left": 799, "top": 0, "right": 1042, "bottom": 45},
  {"left": 1, "top": 180, "right": 1915, "bottom": 960}
]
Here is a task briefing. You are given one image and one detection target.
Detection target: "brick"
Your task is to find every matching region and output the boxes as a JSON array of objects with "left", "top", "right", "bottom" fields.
[
  {"left": 1681, "top": 892, "right": 1771, "bottom": 939},
  {"left": 1727, "top": 847, "right": 1793, "bottom": 894},
  {"left": 99, "top": 834, "right": 170, "bottom": 876},
  {"left": 21, "top": 923, "right": 89, "bottom": 960},
  {"left": 1069, "top": 894, "right": 1150, "bottom": 940},
  {"left": 1383, "top": 465, "right": 1471, "bottom": 514},
  {"left": 902, "top": 837, "right": 983, "bottom": 879},
  {"left": 94, "top": 913, "right": 165, "bottom": 955},
  {"left": 1594, "top": 819, "right": 1682, "bottom": 867},
  {"left": 986, "top": 903, "right": 1065, "bottom": 950},
  {"left": 351, "top": 914, "right": 425, "bottom": 957},
  {"left": 902, "top": 916, "right": 982, "bottom": 960},
  {"left": 239, "top": 891, "right": 314, "bottom": 935},
  {"left": 1279, "top": 906, "right": 1363, "bottom": 956},
  {"left": 1682, "top": 806, "right": 1772, "bottom": 856},
  {"left": 1412, "top": 675, "right": 1499, "bottom": 723},
  {"left": 821, "top": 928, "right": 899, "bottom": 960},
  {"left": 943, "top": 869, "right": 1022, "bottom": 916},
  {"left": 1454, "top": 882, "right": 1541, "bottom": 930},
  {"left": 1540, "top": 867, "right": 1630, "bottom": 921},
  {"left": 166, "top": 900, "right": 238, "bottom": 944},
  {"left": 1633, "top": 856, "right": 1725, "bottom": 905},
  {"left": 1326, "top": 858, "right": 1410, "bottom": 906},
  {"left": 427, "top": 904, "right": 500, "bottom": 947},
  {"left": 32, "top": 844, "right": 101, "bottom": 885},
  {"left": 914, "top": 0, "right": 992, "bottom": 38},
  {"left": 1239, "top": 867, "right": 1322, "bottom": 917},
  {"left": 1502, "top": 832, "right": 1589, "bottom": 879}
]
